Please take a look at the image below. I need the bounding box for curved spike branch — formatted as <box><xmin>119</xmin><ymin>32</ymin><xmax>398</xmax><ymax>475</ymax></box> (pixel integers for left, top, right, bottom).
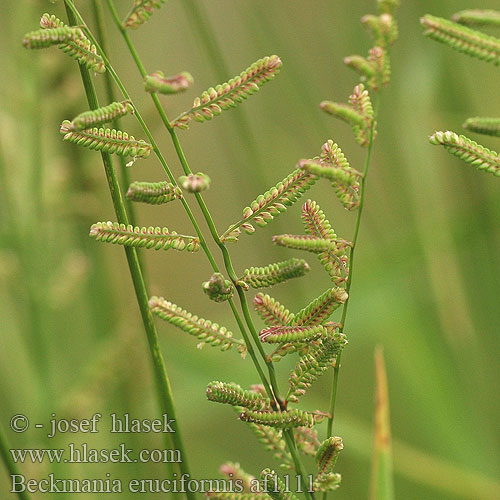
<box><xmin>240</xmin><ymin>258</ymin><xmax>310</xmax><ymax>289</ymax></box>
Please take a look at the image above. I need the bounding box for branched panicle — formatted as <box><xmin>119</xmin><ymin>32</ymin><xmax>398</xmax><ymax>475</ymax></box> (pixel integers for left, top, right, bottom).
<box><xmin>144</xmin><ymin>71</ymin><xmax>194</xmax><ymax>94</ymax></box>
<box><xmin>259</xmin><ymin>324</ymin><xmax>331</xmax><ymax>344</ymax></box>
<box><xmin>178</xmin><ymin>172</ymin><xmax>211</xmax><ymax>193</ymax></box>
<box><xmin>149</xmin><ymin>297</ymin><xmax>247</xmax><ymax>355</ymax></box>
<box><xmin>23</xmin><ymin>27</ymin><xmax>83</xmax><ymax>49</ymax></box>
<box><xmin>126</xmin><ymin>181</ymin><xmax>182</xmax><ymax>205</ymax></box>
<box><xmin>123</xmin><ymin>0</ymin><xmax>167</xmax><ymax>29</ymax></box>
<box><xmin>39</xmin><ymin>13</ymin><xmax>105</xmax><ymax>73</ymax></box>
<box><xmin>253</xmin><ymin>294</ymin><xmax>294</xmax><ymax>327</ymax></box>
<box><xmin>89</xmin><ymin>222</ymin><xmax>200</xmax><ymax>252</ymax></box>
<box><xmin>429</xmin><ymin>131</ymin><xmax>500</xmax><ymax>177</ymax></box>
<box><xmin>206</xmin><ymin>382</ymin><xmax>271</xmax><ymax>410</ymax></box>
<box><xmin>203</xmin><ymin>273</ymin><xmax>234</xmax><ymax>303</ymax></box>
<box><xmin>287</xmin><ymin>335</ymin><xmax>347</xmax><ymax>403</ymax></box>
<box><xmin>239</xmin><ymin>408</ymin><xmax>324</xmax><ymax>429</ymax></box>
<box><xmin>60</xmin><ymin>120</ymin><xmax>151</xmax><ymax>158</ymax></box>
<box><xmin>421</xmin><ymin>15</ymin><xmax>500</xmax><ymax>65</ymax></box>
<box><xmin>246</xmin><ymin>423</ymin><xmax>292</xmax><ymax>470</ymax></box>
<box><xmin>291</xmin><ymin>288</ymin><xmax>348</xmax><ymax>327</ymax></box>
<box><xmin>452</xmin><ymin>10</ymin><xmax>500</xmax><ymax>28</ymax></box>
<box><xmin>463</xmin><ymin>117</ymin><xmax>500</xmax><ymax>137</ymax></box>
<box><xmin>221</xmin><ymin>169</ymin><xmax>317</xmax><ymax>242</ymax></box>
<box><xmin>172</xmin><ymin>55</ymin><xmax>282</xmax><ymax>129</ymax></box>
<box><xmin>261</xmin><ymin>469</ymin><xmax>299</xmax><ymax>500</ymax></box>
<box><xmin>240</xmin><ymin>259</ymin><xmax>310</xmax><ymax>289</ymax></box>
<box><xmin>70</xmin><ymin>101</ymin><xmax>134</xmax><ymax>131</ymax></box>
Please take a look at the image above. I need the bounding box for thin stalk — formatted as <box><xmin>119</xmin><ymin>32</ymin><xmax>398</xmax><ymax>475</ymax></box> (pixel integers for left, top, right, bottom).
<box><xmin>323</xmin><ymin>95</ymin><xmax>380</xmax><ymax>500</ymax></box>
<box><xmin>63</xmin><ymin>5</ymin><xmax>193</xmax><ymax>498</ymax></box>
<box><xmin>0</xmin><ymin>422</ymin><xmax>32</xmax><ymax>500</ymax></box>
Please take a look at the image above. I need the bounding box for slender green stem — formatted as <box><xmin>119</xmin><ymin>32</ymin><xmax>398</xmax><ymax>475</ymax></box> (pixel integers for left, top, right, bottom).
<box><xmin>0</xmin><ymin>422</ymin><xmax>31</xmax><ymax>500</ymax></box>
<box><xmin>63</xmin><ymin>4</ymin><xmax>194</xmax><ymax>498</ymax></box>
<box><xmin>323</xmin><ymin>95</ymin><xmax>381</xmax><ymax>500</ymax></box>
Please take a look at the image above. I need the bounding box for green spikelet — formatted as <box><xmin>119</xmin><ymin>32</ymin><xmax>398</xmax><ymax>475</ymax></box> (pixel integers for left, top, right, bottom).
<box><xmin>172</xmin><ymin>55</ymin><xmax>282</xmax><ymax>129</ymax></box>
<box><xmin>261</xmin><ymin>469</ymin><xmax>299</xmax><ymax>500</ymax></box>
<box><xmin>452</xmin><ymin>10</ymin><xmax>500</xmax><ymax>28</ymax></box>
<box><xmin>367</xmin><ymin>46</ymin><xmax>391</xmax><ymax>91</ymax></box>
<box><xmin>259</xmin><ymin>324</ymin><xmax>331</xmax><ymax>344</ymax></box>
<box><xmin>178</xmin><ymin>172</ymin><xmax>211</xmax><ymax>192</ymax></box>
<box><xmin>206</xmin><ymin>382</ymin><xmax>271</xmax><ymax>410</ymax></box>
<box><xmin>89</xmin><ymin>222</ymin><xmax>200</xmax><ymax>252</ymax></box>
<box><xmin>39</xmin><ymin>13</ymin><xmax>105</xmax><ymax>73</ymax></box>
<box><xmin>301</xmin><ymin>199</ymin><xmax>336</xmax><ymax>240</ymax></box>
<box><xmin>126</xmin><ymin>181</ymin><xmax>182</xmax><ymax>205</ymax></box>
<box><xmin>240</xmin><ymin>259</ymin><xmax>310</xmax><ymax>289</ymax></box>
<box><xmin>344</xmin><ymin>54</ymin><xmax>377</xmax><ymax>81</ymax></box>
<box><xmin>287</xmin><ymin>335</ymin><xmax>347</xmax><ymax>403</ymax></box>
<box><xmin>70</xmin><ymin>101</ymin><xmax>134</xmax><ymax>131</ymax></box>
<box><xmin>23</xmin><ymin>26</ymin><xmax>83</xmax><ymax>49</ymax></box>
<box><xmin>247</xmin><ymin>422</ymin><xmax>292</xmax><ymax>470</ymax></box>
<box><xmin>221</xmin><ymin>169</ymin><xmax>317</xmax><ymax>242</ymax></box>
<box><xmin>149</xmin><ymin>297</ymin><xmax>247</xmax><ymax>355</ymax></box>
<box><xmin>313</xmin><ymin>437</ymin><xmax>343</xmax><ymax>491</ymax></box>
<box><xmin>206</xmin><ymin>493</ymin><xmax>270</xmax><ymax>500</ymax></box>
<box><xmin>291</xmin><ymin>288</ymin><xmax>348</xmax><ymax>327</ymax></box>
<box><xmin>320</xmin><ymin>101</ymin><xmax>365</xmax><ymax>128</ymax></box>
<box><xmin>429</xmin><ymin>131</ymin><xmax>500</xmax><ymax>177</ymax></box>
<box><xmin>239</xmin><ymin>408</ymin><xmax>324</xmax><ymax>429</ymax></box>
<box><xmin>361</xmin><ymin>13</ymin><xmax>398</xmax><ymax>47</ymax></box>
<box><xmin>421</xmin><ymin>15</ymin><xmax>500</xmax><ymax>65</ymax></box>
<box><xmin>202</xmin><ymin>273</ymin><xmax>234</xmax><ymax>303</ymax></box>
<box><xmin>253</xmin><ymin>293</ymin><xmax>295</xmax><ymax>327</ymax></box>
<box><xmin>267</xmin><ymin>343</ymin><xmax>313</xmax><ymax>364</ymax></box>
<box><xmin>123</xmin><ymin>0</ymin><xmax>167</xmax><ymax>29</ymax></box>
<box><xmin>272</xmin><ymin>234</ymin><xmax>338</xmax><ymax>254</ymax></box>
<box><xmin>144</xmin><ymin>71</ymin><xmax>194</xmax><ymax>94</ymax></box>
<box><xmin>463</xmin><ymin>117</ymin><xmax>500</xmax><ymax>137</ymax></box>
<box><xmin>60</xmin><ymin>121</ymin><xmax>151</xmax><ymax>158</ymax></box>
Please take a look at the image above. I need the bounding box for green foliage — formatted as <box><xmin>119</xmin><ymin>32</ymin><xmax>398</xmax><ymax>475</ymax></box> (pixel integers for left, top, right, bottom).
<box><xmin>70</xmin><ymin>101</ymin><xmax>134</xmax><ymax>131</ymax></box>
<box><xmin>60</xmin><ymin>120</ymin><xmax>152</xmax><ymax>158</ymax></box>
<box><xmin>429</xmin><ymin>131</ymin><xmax>500</xmax><ymax>177</ymax></box>
<box><xmin>222</xmin><ymin>169</ymin><xmax>317</xmax><ymax>242</ymax></box>
<box><xmin>126</xmin><ymin>180</ymin><xmax>182</xmax><ymax>205</ymax></box>
<box><xmin>240</xmin><ymin>259</ymin><xmax>310</xmax><ymax>289</ymax></box>
<box><xmin>202</xmin><ymin>273</ymin><xmax>234</xmax><ymax>303</ymax></box>
<box><xmin>239</xmin><ymin>408</ymin><xmax>324</xmax><ymax>429</ymax></box>
<box><xmin>452</xmin><ymin>9</ymin><xmax>500</xmax><ymax>27</ymax></box>
<box><xmin>206</xmin><ymin>382</ymin><xmax>271</xmax><ymax>410</ymax></box>
<box><xmin>172</xmin><ymin>56</ymin><xmax>283</xmax><ymax>129</ymax></box>
<box><xmin>421</xmin><ymin>15</ymin><xmax>500</xmax><ymax>65</ymax></box>
<box><xmin>123</xmin><ymin>0</ymin><xmax>167</xmax><ymax>29</ymax></box>
<box><xmin>259</xmin><ymin>324</ymin><xmax>331</xmax><ymax>344</ymax></box>
<box><xmin>291</xmin><ymin>288</ymin><xmax>348</xmax><ymax>326</ymax></box>
<box><xmin>261</xmin><ymin>469</ymin><xmax>299</xmax><ymax>500</ymax></box>
<box><xmin>149</xmin><ymin>297</ymin><xmax>247</xmax><ymax>355</ymax></box>
<box><xmin>89</xmin><ymin>222</ymin><xmax>200</xmax><ymax>251</ymax></box>
<box><xmin>463</xmin><ymin>117</ymin><xmax>500</xmax><ymax>137</ymax></box>
<box><xmin>144</xmin><ymin>71</ymin><xmax>194</xmax><ymax>94</ymax></box>
<box><xmin>287</xmin><ymin>335</ymin><xmax>347</xmax><ymax>402</ymax></box>
<box><xmin>253</xmin><ymin>294</ymin><xmax>295</xmax><ymax>327</ymax></box>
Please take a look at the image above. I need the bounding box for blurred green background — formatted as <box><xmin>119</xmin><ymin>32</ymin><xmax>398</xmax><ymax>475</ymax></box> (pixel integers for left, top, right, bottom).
<box><xmin>1</xmin><ymin>0</ymin><xmax>499</xmax><ymax>499</ymax></box>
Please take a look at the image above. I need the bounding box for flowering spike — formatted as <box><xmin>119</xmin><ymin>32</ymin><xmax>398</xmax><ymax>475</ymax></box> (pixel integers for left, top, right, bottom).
<box><xmin>126</xmin><ymin>181</ymin><xmax>182</xmax><ymax>205</ymax></box>
<box><xmin>253</xmin><ymin>293</ymin><xmax>295</xmax><ymax>327</ymax></box>
<box><xmin>320</xmin><ymin>101</ymin><xmax>365</xmax><ymax>128</ymax></box>
<box><xmin>246</xmin><ymin>423</ymin><xmax>292</xmax><ymax>470</ymax></box>
<box><xmin>178</xmin><ymin>172</ymin><xmax>211</xmax><ymax>192</ymax></box>
<box><xmin>171</xmin><ymin>55</ymin><xmax>282</xmax><ymax>129</ymax></box>
<box><xmin>89</xmin><ymin>222</ymin><xmax>200</xmax><ymax>252</ymax></box>
<box><xmin>272</xmin><ymin>234</ymin><xmax>339</xmax><ymax>254</ymax></box>
<box><xmin>259</xmin><ymin>324</ymin><xmax>331</xmax><ymax>344</ymax></box>
<box><xmin>344</xmin><ymin>54</ymin><xmax>377</xmax><ymax>80</ymax></box>
<box><xmin>70</xmin><ymin>101</ymin><xmax>134</xmax><ymax>131</ymax></box>
<box><xmin>463</xmin><ymin>117</ymin><xmax>500</xmax><ymax>137</ymax></box>
<box><xmin>123</xmin><ymin>0</ymin><xmax>166</xmax><ymax>29</ymax></box>
<box><xmin>291</xmin><ymin>288</ymin><xmax>348</xmax><ymax>327</ymax></box>
<box><xmin>313</xmin><ymin>437</ymin><xmax>343</xmax><ymax>491</ymax></box>
<box><xmin>287</xmin><ymin>335</ymin><xmax>347</xmax><ymax>403</ymax></box>
<box><xmin>60</xmin><ymin>121</ymin><xmax>151</xmax><ymax>158</ymax></box>
<box><xmin>313</xmin><ymin>473</ymin><xmax>342</xmax><ymax>492</ymax></box>
<box><xmin>202</xmin><ymin>273</ymin><xmax>234</xmax><ymax>303</ymax></box>
<box><xmin>452</xmin><ymin>10</ymin><xmax>500</xmax><ymax>28</ymax></box>
<box><xmin>144</xmin><ymin>71</ymin><xmax>194</xmax><ymax>94</ymax></box>
<box><xmin>206</xmin><ymin>382</ymin><xmax>271</xmax><ymax>410</ymax></box>
<box><xmin>294</xmin><ymin>427</ymin><xmax>321</xmax><ymax>457</ymax></box>
<box><xmin>149</xmin><ymin>296</ymin><xmax>247</xmax><ymax>355</ymax></box>
<box><xmin>429</xmin><ymin>131</ymin><xmax>500</xmax><ymax>177</ymax></box>
<box><xmin>38</xmin><ymin>14</ymin><xmax>105</xmax><ymax>73</ymax></box>
<box><xmin>240</xmin><ymin>258</ymin><xmax>310</xmax><ymax>289</ymax></box>
<box><xmin>221</xmin><ymin>169</ymin><xmax>317</xmax><ymax>242</ymax></box>
<box><xmin>367</xmin><ymin>46</ymin><xmax>391</xmax><ymax>91</ymax></box>
<box><xmin>261</xmin><ymin>469</ymin><xmax>300</xmax><ymax>500</ymax></box>
<box><xmin>239</xmin><ymin>408</ymin><xmax>324</xmax><ymax>429</ymax></box>
<box><xmin>421</xmin><ymin>15</ymin><xmax>500</xmax><ymax>65</ymax></box>
<box><xmin>23</xmin><ymin>27</ymin><xmax>84</xmax><ymax>49</ymax></box>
